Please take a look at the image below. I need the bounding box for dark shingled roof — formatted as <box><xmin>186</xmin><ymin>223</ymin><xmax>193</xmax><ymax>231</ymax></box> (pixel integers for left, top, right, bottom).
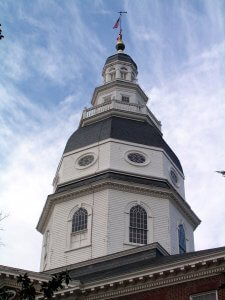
<box><xmin>68</xmin><ymin>246</ymin><xmax>225</xmax><ymax>283</ymax></box>
<box><xmin>64</xmin><ymin>117</ymin><xmax>183</xmax><ymax>173</ymax></box>
<box><xmin>44</xmin><ymin>244</ymin><xmax>225</xmax><ymax>284</ymax></box>
<box><xmin>105</xmin><ymin>53</ymin><xmax>137</xmax><ymax>70</ymax></box>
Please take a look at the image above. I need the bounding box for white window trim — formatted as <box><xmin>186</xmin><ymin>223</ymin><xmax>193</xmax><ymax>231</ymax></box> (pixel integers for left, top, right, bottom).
<box><xmin>190</xmin><ymin>290</ymin><xmax>218</xmax><ymax>300</ymax></box>
<box><xmin>124</xmin><ymin>150</ymin><xmax>150</xmax><ymax>167</ymax></box>
<box><xmin>124</xmin><ymin>201</ymin><xmax>153</xmax><ymax>246</ymax></box>
<box><xmin>75</xmin><ymin>152</ymin><xmax>98</xmax><ymax>170</ymax></box>
<box><xmin>168</xmin><ymin>166</ymin><xmax>180</xmax><ymax>188</ymax></box>
<box><xmin>66</xmin><ymin>203</ymin><xmax>92</xmax><ymax>251</ymax></box>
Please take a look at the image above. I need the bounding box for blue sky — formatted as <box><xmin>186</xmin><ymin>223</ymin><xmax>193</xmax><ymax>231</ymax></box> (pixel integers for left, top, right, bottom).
<box><xmin>0</xmin><ymin>0</ymin><xmax>225</xmax><ymax>271</ymax></box>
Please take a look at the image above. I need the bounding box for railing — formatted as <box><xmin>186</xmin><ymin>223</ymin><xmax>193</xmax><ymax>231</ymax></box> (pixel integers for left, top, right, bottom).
<box><xmin>83</xmin><ymin>100</ymin><xmax>145</xmax><ymax>119</ymax></box>
<box><xmin>82</xmin><ymin>99</ymin><xmax>161</xmax><ymax>131</ymax></box>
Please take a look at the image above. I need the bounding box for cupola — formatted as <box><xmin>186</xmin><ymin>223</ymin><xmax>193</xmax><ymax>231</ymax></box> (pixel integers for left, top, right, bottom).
<box><xmin>37</xmin><ymin>27</ymin><xmax>200</xmax><ymax>272</ymax></box>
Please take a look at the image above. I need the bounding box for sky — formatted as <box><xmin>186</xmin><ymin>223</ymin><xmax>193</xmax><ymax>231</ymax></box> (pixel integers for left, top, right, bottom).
<box><xmin>0</xmin><ymin>0</ymin><xmax>225</xmax><ymax>271</ymax></box>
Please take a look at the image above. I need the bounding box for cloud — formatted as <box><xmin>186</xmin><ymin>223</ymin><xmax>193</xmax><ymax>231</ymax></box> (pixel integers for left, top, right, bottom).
<box><xmin>149</xmin><ymin>41</ymin><xmax>225</xmax><ymax>251</ymax></box>
<box><xmin>0</xmin><ymin>85</ymin><xmax>81</xmax><ymax>269</ymax></box>
<box><xmin>1</xmin><ymin>41</ymin><xmax>29</xmax><ymax>81</ymax></box>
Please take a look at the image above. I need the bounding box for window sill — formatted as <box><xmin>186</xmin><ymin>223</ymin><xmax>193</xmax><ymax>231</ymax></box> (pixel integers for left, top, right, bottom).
<box><xmin>124</xmin><ymin>242</ymin><xmax>147</xmax><ymax>247</ymax></box>
<box><xmin>65</xmin><ymin>243</ymin><xmax>91</xmax><ymax>253</ymax></box>
<box><xmin>71</xmin><ymin>229</ymin><xmax>88</xmax><ymax>236</ymax></box>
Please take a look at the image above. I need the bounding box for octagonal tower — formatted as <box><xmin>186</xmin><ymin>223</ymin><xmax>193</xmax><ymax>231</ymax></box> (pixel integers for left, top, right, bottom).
<box><xmin>37</xmin><ymin>38</ymin><xmax>200</xmax><ymax>271</ymax></box>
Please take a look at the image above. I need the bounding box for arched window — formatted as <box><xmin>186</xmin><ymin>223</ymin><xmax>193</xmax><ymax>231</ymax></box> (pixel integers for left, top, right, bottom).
<box><xmin>108</xmin><ymin>67</ymin><xmax>116</xmax><ymax>81</ymax></box>
<box><xmin>72</xmin><ymin>208</ymin><xmax>88</xmax><ymax>233</ymax></box>
<box><xmin>129</xmin><ymin>205</ymin><xmax>147</xmax><ymax>244</ymax></box>
<box><xmin>120</xmin><ymin>67</ymin><xmax>127</xmax><ymax>80</ymax></box>
<box><xmin>178</xmin><ymin>224</ymin><xmax>186</xmax><ymax>253</ymax></box>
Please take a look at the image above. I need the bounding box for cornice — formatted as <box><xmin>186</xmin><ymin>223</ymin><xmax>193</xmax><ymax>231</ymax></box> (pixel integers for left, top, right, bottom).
<box><xmin>91</xmin><ymin>80</ymin><xmax>148</xmax><ymax>105</ymax></box>
<box><xmin>2</xmin><ymin>250</ymin><xmax>224</xmax><ymax>299</ymax></box>
<box><xmin>102</xmin><ymin>57</ymin><xmax>137</xmax><ymax>75</ymax></box>
<box><xmin>36</xmin><ymin>172</ymin><xmax>200</xmax><ymax>233</ymax></box>
<box><xmin>37</xmin><ymin>254</ymin><xmax>225</xmax><ymax>299</ymax></box>
<box><xmin>82</xmin><ymin>264</ymin><xmax>225</xmax><ymax>300</ymax></box>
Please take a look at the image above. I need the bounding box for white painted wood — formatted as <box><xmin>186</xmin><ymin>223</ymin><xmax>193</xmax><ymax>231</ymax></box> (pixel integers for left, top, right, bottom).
<box><xmin>39</xmin><ymin>51</ymin><xmax>198</xmax><ymax>272</ymax></box>
<box><xmin>40</xmin><ymin>184</ymin><xmax>195</xmax><ymax>270</ymax></box>
<box><xmin>40</xmin><ymin>190</ymin><xmax>109</xmax><ymax>270</ymax></box>
<box><xmin>57</xmin><ymin>139</ymin><xmax>185</xmax><ymax>199</ymax></box>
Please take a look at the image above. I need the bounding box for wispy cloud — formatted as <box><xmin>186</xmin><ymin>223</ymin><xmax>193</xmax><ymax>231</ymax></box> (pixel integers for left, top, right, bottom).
<box><xmin>125</xmin><ymin>0</ymin><xmax>225</xmax><ymax>250</ymax></box>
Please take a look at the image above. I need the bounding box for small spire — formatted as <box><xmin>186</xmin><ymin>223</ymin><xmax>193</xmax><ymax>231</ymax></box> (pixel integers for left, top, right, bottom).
<box><xmin>116</xmin><ymin>33</ymin><xmax>125</xmax><ymax>52</ymax></box>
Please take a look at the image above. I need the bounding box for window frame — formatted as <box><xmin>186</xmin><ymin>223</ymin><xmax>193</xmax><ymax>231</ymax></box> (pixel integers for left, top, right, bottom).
<box><xmin>120</xmin><ymin>71</ymin><xmax>127</xmax><ymax>80</ymax></box>
<box><xmin>129</xmin><ymin>205</ymin><xmax>148</xmax><ymax>245</ymax></box>
<box><xmin>72</xmin><ymin>207</ymin><xmax>88</xmax><ymax>234</ymax></box>
<box><xmin>178</xmin><ymin>223</ymin><xmax>187</xmax><ymax>254</ymax></box>
<box><xmin>75</xmin><ymin>152</ymin><xmax>97</xmax><ymax>170</ymax></box>
<box><xmin>124</xmin><ymin>201</ymin><xmax>153</xmax><ymax>246</ymax></box>
<box><xmin>190</xmin><ymin>290</ymin><xmax>218</xmax><ymax>300</ymax></box>
<box><xmin>121</xmin><ymin>95</ymin><xmax>130</xmax><ymax>103</ymax></box>
<box><xmin>124</xmin><ymin>150</ymin><xmax>150</xmax><ymax>167</ymax></box>
<box><xmin>66</xmin><ymin>203</ymin><xmax>92</xmax><ymax>251</ymax></box>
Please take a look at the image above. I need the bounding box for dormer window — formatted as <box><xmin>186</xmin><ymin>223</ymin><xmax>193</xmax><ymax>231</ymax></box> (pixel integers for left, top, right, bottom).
<box><xmin>122</xmin><ymin>96</ymin><xmax>129</xmax><ymax>103</ymax></box>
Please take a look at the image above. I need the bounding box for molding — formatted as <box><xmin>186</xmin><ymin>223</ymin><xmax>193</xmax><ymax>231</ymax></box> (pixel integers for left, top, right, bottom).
<box><xmin>91</xmin><ymin>80</ymin><xmax>148</xmax><ymax>106</ymax></box>
<box><xmin>36</xmin><ymin>171</ymin><xmax>200</xmax><ymax>233</ymax></box>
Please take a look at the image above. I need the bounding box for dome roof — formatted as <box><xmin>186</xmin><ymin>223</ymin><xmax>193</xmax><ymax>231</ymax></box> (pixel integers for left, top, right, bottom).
<box><xmin>104</xmin><ymin>53</ymin><xmax>137</xmax><ymax>71</ymax></box>
<box><xmin>64</xmin><ymin>117</ymin><xmax>183</xmax><ymax>173</ymax></box>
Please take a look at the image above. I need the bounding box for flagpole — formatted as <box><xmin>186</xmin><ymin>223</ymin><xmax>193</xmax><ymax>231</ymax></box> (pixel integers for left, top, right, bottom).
<box><xmin>120</xmin><ymin>12</ymin><xmax>122</xmax><ymax>35</ymax></box>
<box><xmin>118</xmin><ymin>11</ymin><xmax>127</xmax><ymax>36</ymax></box>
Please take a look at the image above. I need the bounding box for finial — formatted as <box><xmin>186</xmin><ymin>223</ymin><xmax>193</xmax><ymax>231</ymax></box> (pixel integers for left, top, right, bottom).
<box><xmin>113</xmin><ymin>11</ymin><xmax>127</xmax><ymax>53</ymax></box>
<box><xmin>116</xmin><ymin>33</ymin><xmax>125</xmax><ymax>52</ymax></box>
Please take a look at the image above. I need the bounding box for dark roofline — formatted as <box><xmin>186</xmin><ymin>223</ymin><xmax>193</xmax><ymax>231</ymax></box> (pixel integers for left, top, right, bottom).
<box><xmin>42</xmin><ymin>244</ymin><xmax>225</xmax><ymax>284</ymax></box>
<box><xmin>63</xmin><ymin>117</ymin><xmax>183</xmax><ymax>173</ymax></box>
<box><xmin>56</xmin><ymin>171</ymin><xmax>170</xmax><ymax>194</ymax></box>
<box><xmin>42</xmin><ymin>242</ymin><xmax>168</xmax><ymax>275</ymax></box>
<box><xmin>104</xmin><ymin>53</ymin><xmax>137</xmax><ymax>70</ymax></box>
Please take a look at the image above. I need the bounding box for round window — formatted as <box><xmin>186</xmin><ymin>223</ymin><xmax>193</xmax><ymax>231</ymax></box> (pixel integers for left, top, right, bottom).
<box><xmin>78</xmin><ymin>155</ymin><xmax>94</xmax><ymax>167</ymax></box>
<box><xmin>127</xmin><ymin>152</ymin><xmax>146</xmax><ymax>164</ymax></box>
<box><xmin>170</xmin><ymin>169</ymin><xmax>179</xmax><ymax>185</ymax></box>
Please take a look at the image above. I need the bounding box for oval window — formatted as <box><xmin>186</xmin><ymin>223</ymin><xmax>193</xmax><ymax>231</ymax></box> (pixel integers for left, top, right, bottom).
<box><xmin>78</xmin><ymin>155</ymin><xmax>94</xmax><ymax>167</ymax></box>
<box><xmin>170</xmin><ymin>169</ymin><xmax>179</xmax><ymax>185</ymax></box>
<box><xmin>127</xmin><ymin>153</ymin><xmax>146</xmax><ymax>164</ymax></box>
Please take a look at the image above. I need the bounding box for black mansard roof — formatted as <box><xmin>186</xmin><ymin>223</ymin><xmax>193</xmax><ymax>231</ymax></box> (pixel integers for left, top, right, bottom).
<box><xmin>104</xmin><ymin>53</ymin><xmax>137</xmax><ymax>70</ymax></box>
<box><xmin>64</xmin><ymin>117</ymin><xmax>183</xmax><ymax>173</ymax></box>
